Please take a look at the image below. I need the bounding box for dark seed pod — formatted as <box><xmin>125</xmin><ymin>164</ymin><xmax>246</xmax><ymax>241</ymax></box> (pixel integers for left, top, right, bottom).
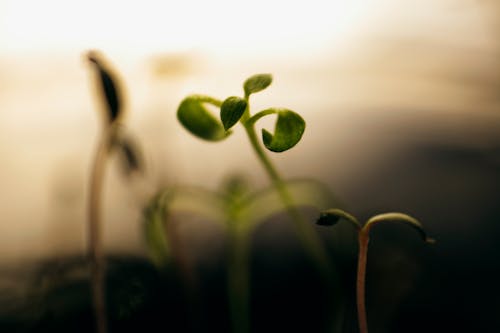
<box><xmin>316</xmin><ymin>208</ymin><xmax>361</xmax><ymax>229</ymax></box>
<box><xmin>109</xmin><ymin>129</ymin><xmax>144</xmax><ymax>177</ymax></box>
<box><xmin>87</xmin><ymin>50</ymin><xmax>123</xmax><ymax>124</ymax></box>
<box><xmin>119</xmin><ymin>138</ymin><xmax>143</xmax><ymax>176</ymax></box>
<box><xmin>316</xmin><ymin>212</ymin><xmax>340</xmax><ymax>226</ymax></box>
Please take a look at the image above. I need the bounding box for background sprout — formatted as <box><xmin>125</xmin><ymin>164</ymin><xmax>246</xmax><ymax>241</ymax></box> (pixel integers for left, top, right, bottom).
<box><xmin>87</xmin><ymin>50</ymin><xmax>143</xmax><ymax>333</ymax></box>
<box><xmin>87</xmin><ymin>50</ymin><xmax>123</xmax><ymax>124</ymax></box>
<box><xmin>317</xmin><ymin>209</ymin><xmax>434</xmax><ymax>333</ymax></box>
<box><xmin>142</xmin><ymin>176</ymin><xmax>336</xmax><ymax>333</ymax></box>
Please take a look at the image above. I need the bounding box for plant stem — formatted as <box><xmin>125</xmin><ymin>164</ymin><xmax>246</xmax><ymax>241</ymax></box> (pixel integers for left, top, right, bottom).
<box><xmin>356</xmin><ymin>230</ymin><xmax>369</xmax><ymax>333</ymax></box>
<box><xmin>89</xmin><ymin>129</ymin><xmax>110</xmax><ymax>333</ymax></box>
<box><xmin>227</xmin><ymin>228</ymin><xmax>251</xmax><ymax>333</ymax></box>
<box><xmin>243</xmin><ymin>123</ymin><xmax>331</xmax><ymax>275</ymax></box>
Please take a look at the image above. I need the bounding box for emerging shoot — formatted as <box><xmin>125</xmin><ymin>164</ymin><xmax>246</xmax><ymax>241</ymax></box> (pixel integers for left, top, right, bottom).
<box><xmin>317</xmin><ymin>209</ymin><xmax>434</xmax><ymax>333</ymax></box>
<box><xmin>86</xmin><ymin>50</ymin><xmax>143</xmax><ymax>333</ymax></box>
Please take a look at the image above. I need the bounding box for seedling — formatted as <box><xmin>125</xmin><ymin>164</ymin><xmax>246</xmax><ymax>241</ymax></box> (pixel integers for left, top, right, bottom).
<box><xmin>317</xmin><ymin>209</ymin><xmax>435</xmax><ymax>333</ymax></box>
<box><xmin>87</xmin><ymin>50</ymin><xmax>143</xmax><ymax>333</ymax></box>
<box><xmin>176</xmin><ymin>75</ymin><xmax>339</xmax><ymax>331</ymax></box>
<box><xmin>142</xmin><ymin>175</ymin><xmax>335</xmax><ymax>333</ymax></box>
<box><xmin>177</xmin><ymin>74</ymin><xmax>331</xmax><ymax>275</ymax></box>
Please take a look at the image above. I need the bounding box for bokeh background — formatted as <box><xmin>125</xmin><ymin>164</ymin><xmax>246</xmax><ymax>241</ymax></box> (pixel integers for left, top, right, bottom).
<box><xmin>0</xmin><ymin>0</ymin><xmax>499</xmax><ymax>332</ymax></box>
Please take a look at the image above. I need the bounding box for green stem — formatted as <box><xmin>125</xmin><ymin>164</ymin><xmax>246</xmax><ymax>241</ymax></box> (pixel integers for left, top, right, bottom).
<box><xmin>356</xmin><ymin>230</ymin><xmax>369</xmax><ymax>333</ymax></box>
<box><xmin>243</xmin><ymin>122</ymin><xmax>331</xmax><ymax>275</ymax></box>
<box><xmin>89</xmin><ymin>129</ymin><xmax>110</xmax><ymax>333</ymax></box>
<box><xmin>227</xmin><ymin>228</ymin><xmax>251</xmax><ymax>333</ymax></box>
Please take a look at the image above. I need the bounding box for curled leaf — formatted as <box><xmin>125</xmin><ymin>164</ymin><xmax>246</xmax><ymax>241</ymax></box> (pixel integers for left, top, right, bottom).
<box><xmin>317</xmin><ymin>208</ymin><xmax>361</xmax><ymax>229</ymax></box>
<box><xmin>239</xmin><ymin>178</ymin><xmax>337</xmax><ymax>231</ymax></box>
<box><xmin>243</xmin><ymin>73</ymin><xmax>272</xmax><ymax>97</ymax></box>
<box><xmin>260</xmin><ymin>108</ymin><xmax>305</xmax><ymax>152</ymax></box>
<box><xmin>177</xmin><ymin>95</ymin><xmax>227</xmax><ymax>141</ymax></box>
<box><xmin>220</xmin><ymin>96</ymin><xmax>247</xmax><ymax>131</ymax></box>
<box><xmin>87</xmin><ymin>50</ymin><xmax>123</xmax><ymax>124</ymax></box>
<box><xmin>364</xmin><ymin>212</ymin><xmax>435</xmax><ymax>244</ymax></box>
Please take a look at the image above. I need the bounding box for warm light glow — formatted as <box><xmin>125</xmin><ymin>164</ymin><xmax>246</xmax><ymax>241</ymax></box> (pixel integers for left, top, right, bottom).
<box><xmin>1</xmin><ymin>0</ymin><xmax>371</xmax><ymax>56</ymax></box>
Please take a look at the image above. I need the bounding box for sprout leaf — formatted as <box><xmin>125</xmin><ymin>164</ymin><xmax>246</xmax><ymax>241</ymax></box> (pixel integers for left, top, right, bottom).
<box><xmin>261</xmin><ymin>108</ymin><xmax>305</xmax><ymax>152</ymax></box>
<box><xmin>220</xmin><ymin>96</ymin><xmax>247</xmax><ymax>131</ymax></box>
<box><xmin>177</xmin><ymin>95</ymin><xmax>227</xmax><ymax>141</ymax></box>
<box><xmin>243</xmin><ymin>73</ymin><xmax>272</xmax><ymax>96</ymax></box>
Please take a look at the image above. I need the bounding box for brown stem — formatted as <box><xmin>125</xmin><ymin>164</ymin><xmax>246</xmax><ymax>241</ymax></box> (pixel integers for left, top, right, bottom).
<box><xmin>357</xmin><ymin>230</ymin><xmax>369</xmax><ymax>333</ymax></box>
<box><xmin>89</xmin><ymin>130</ymin><xmax>110</xmax><ymax>333</ymax></box>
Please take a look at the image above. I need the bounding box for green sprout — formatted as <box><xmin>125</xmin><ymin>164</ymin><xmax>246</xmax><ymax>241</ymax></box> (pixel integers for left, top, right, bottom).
<box><xmin>176</xmin><ymin>74</ymin><xmax>338</xmax><ymax>332</ymax></box>
<box><xmin>86</xmin><ymin>50</ymin><xmax>143</xmax><ymax>333</ymax></box>
<box><xmin>317</xmin><ymin>209</ymin><xmax>435</xmax><ymax>333</ymax></box>
<box><xmin>177</xmin><ymin>74</ymin><xmax>330</xmax><ymax>276</ymax></box>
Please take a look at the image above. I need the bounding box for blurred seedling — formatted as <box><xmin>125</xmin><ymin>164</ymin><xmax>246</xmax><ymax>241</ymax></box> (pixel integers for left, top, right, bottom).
<box><xmin>317</xmin><ymin>209</ymin><xmax>435</xmax><ymax>333</ymax></box>
<box><xmin>86</xmin><ymin>50</ymin><xmax>144</xmax><ymax>333</ymax></box>
<box><xmin>143</xmin><ymin>174</ymin><xmax>335</xmax><ymax>333</ymax></box>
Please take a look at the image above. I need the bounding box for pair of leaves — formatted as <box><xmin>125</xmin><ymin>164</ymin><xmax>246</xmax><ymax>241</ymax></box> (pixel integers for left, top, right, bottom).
<box><xmin>177</xmin><ymin>74</ymin><xmax>305</xmax><ymax>153</ymax></box>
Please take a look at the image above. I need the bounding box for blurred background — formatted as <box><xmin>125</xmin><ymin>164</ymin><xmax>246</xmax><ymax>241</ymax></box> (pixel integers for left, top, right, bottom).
<box><xmin>0</xmin><ymin>0</ymin><xmax>499</xmax><ymax>332</ymax></box>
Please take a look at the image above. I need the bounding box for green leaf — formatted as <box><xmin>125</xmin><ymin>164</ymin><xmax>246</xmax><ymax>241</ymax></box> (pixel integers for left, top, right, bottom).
<box><xmin>177</xmin><ymin>95</ymin><xmax>227</xmax><ymax>141</ymax></box>
<box><xmin>220</xmin><ymin>96</ymin><xmax>247</xmax><ymax>131</ymax></box>
<box><xmin>243</xmin><ymin>74</ymin><xmax>272</xmax><ymax>96</ymax></box>
<box><xmin>261</xmin><ymin>108</ymin><xmax>305</xmax><ymax>152</ymax></box>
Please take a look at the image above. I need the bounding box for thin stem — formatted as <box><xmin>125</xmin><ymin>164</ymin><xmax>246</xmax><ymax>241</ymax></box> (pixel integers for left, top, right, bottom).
<box><xmin>355</xmin><ymin>213</ymin><xmax>433</xmax><ymax>333</ymax></box>
<box><xmin>356</xmin><ymin>230</ymin><xmax>369</xmax><ymax>333</ymax></box>
<box><xmin>89</xmin><ymin>129</ymin><xmax>110</xmax><ymax>333</ymax></box>
<box><xmin>227</xmin><ymin>228</ymin><xmax>251</xmax><ymax>333</ymax></box>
